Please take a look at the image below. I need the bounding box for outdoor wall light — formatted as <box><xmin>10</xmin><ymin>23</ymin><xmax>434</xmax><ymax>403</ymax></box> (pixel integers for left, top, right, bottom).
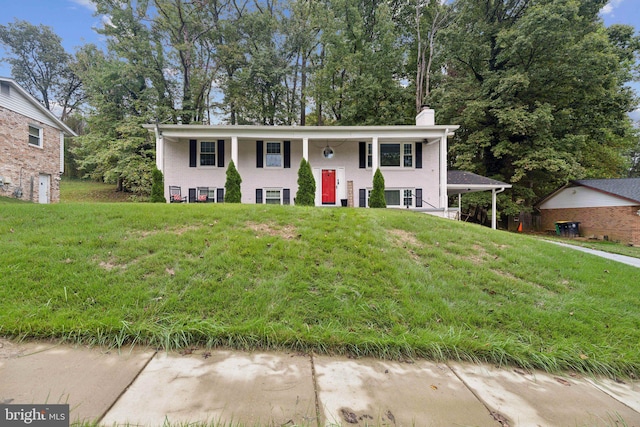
<box><xmin>323</xmin><ymin>145</ymin><xmax>334</xmax><ymax>159</ymax></box>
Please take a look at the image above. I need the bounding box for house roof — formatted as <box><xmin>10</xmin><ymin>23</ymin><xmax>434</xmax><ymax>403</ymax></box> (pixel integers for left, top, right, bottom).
<box><xmin>572</xmin><ymin>178</ymin><xmax>640</xmax><ymax>204</ymax></box>
<box><xmin>0</xmin><ymin>76</ymin><xmax>77</xmax><ymax>137</ymax></box>
<box><xmin>447</xmin><ymin>170</ymin><xmax>512</xmax><ymax>195</ymax></box>
<box><xmin>144</xmin><ymin>123</ymin><xmax>459</xmax><ymax>144</ymax></box>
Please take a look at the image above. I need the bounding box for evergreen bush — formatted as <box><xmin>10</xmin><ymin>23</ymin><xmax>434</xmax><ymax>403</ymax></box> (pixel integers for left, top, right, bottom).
<box><xmin>224</xmin><ymin>160</ymin><xmax>242</xmax><ymax>203</ymax></box>
<box><xmin>295</xmin><ymin>158</ymin><xmax>316</xmax><ymax>206</ymax></box>
<box><xmin>150</xmin><ymin>167</ymin><xmax>166</xmax><ymax>203</ymax></box>
<box><xmin>369</xmin><ymin>168</ymin><xmax>386</xmax><ymax>208</ymax></box>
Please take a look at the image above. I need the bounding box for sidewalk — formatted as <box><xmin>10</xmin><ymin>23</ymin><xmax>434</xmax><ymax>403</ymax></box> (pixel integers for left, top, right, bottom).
<box><xmin>1</xmin><ymin>338</ymin><xmax>639</xmax><ymax>426</ymax></box>
<box><xmin>547</xmin><ymin>240</ymin><xmax>640</xmax><ymax>268</ymax></box>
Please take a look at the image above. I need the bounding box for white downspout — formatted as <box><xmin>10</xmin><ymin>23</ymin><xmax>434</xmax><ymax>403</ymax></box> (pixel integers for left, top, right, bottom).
<box><xmin>491</xmin><ymin>187</ymin><xmax>506</xmax><ymax>230</ymax></box>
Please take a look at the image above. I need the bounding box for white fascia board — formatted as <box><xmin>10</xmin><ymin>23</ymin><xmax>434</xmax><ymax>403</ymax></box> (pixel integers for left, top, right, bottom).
<box><xmin>143</xmin><ymin>124</ymin><xmax>459</xmax><ymax>141</ymax></box>
<box><xmin>447</xmin><ymin>184</ymin><xmax>513</xmax><ymax>193</ymax></box>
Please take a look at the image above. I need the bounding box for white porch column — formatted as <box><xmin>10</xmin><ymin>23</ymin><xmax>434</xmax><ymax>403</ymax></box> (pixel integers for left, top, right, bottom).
<box><xmin>439</xmin><ymin>130</ymin><xmax>449</xmax><ymax>211</ymax></box>
<box><xmin>303</xmin><ymin>137</ymin><xmax>309</xmax><ymax>161</ymax></box>
<box><xmin>155</xmin><ymin>135</ymin><xmax>164</xmax><ymax>171</ymax></box>
<box><xmin>231</xmin><ymin>136</ymin><xmax>239</xmax><ymax>167</ymax></box>
<box><xmin>371</xmin><ymin>137</ymin><xmax>379</xmax><ymax>179</ymax></box>
<box><xmin>491</xmin><ymin>187</ymin><xmax>506</xmax><ymax>230</ymax></box>
<box><xmin>491</xmin><ymin>189</ymin><xmax>497</xmax><ymax>230</ymax></box>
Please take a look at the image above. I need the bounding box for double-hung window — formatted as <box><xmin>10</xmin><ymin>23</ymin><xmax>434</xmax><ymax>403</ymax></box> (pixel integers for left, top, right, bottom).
<box><xmin>380</xmin><ymin>143</ymin><xmax>413</xmax><ymax>168</ymax></box>
<box><xmin>266</xmin><ymin>142</ymin><xmax>282</xmax><ymax>167</ymax></box>
<box><xmin>265</xmin><ymin>189</ymin><xmax>282</xmax><ymax>204</ymax></box>
<box><xmin>384</xmin><ymin>189</ymin><xmax>414</xmax><ymax>207</ymax></box>
<box><xmin>367</xmin><ymin>188</ymin><xmax>415</xmax><ymax>208</ymax></box>
<box><xmin>28</xmin><ymin>125</ymin><xmax>42</xmax><ymax>147</ymax></box>
<box><xmin>199</xmin><ymin>141</ymin><xmax>216</xmax><ymax>166</ymax></box>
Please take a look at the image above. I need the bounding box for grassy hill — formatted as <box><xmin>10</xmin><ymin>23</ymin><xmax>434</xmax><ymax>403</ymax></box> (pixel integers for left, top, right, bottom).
<box><xmin>1</xmin><ymin>202</ymin><xmax>638</xmax><ymax>378</ymax></box>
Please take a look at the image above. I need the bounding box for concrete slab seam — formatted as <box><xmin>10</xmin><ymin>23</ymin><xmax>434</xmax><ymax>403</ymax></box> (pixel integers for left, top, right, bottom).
<box><xmin>96</xmin><ymin>349</ymin><xmax>158</xmax><ymax>425</ymax></box>
<box><xmin>589</xmin><ymin>381</ymin><xmax>640</xmax><ymax>417</ymax></box>
<box><xmin>309</xmin><ymin>353</ymin><xmax>322</xmax><ymax>427</ymax></box>
<box><xmin>445</xmin><ymin>362</ymin><xmax>510</xmax><ymax>426</ymax></box>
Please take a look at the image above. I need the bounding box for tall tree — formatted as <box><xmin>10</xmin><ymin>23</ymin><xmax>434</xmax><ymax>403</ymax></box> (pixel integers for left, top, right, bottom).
<box><xmin>310</xmin><ymin>0</ymin><xmax>412</xmax><ymax>125</ymax></box>
<box><xmin>72</xmin><ymin>45</ymin><xmax>157</xmax><ymax>194</ymax></box>
<box><xmin>0</xmin><ymin>19</ymin><xmax>84</xmax><ymax>120</ymax></box>
<box><xmin>435</xmin><ymin>0</ymin><xmax>639</xmax><ymax>212</ymax></box>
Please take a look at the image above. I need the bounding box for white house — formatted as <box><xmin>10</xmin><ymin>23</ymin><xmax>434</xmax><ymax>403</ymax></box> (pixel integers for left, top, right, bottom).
<box><xmin>146</xmin><ymin>108</ymin><xmax>460</xmax><ymax>213</ymax></box>
<box><xmin>0</xmin><ymin>77</ymin><xmax>76</xmax><ymax>203</ymax></box>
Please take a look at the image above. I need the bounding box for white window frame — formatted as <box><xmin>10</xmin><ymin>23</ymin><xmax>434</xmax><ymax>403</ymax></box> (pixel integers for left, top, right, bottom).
<box><xmin>198</xmin><ymin>141</ymin><xmax>216</xmax><ymax>167</ymax></box>
<box><xmin>379</xmin><ymin>143</ymin><xmax>414</xmax><ymax>169</ymax></box>
<box><xmin>197</xmin><ymin>187</ymin><xmax>216</xmax><ymax>202</ymax></box>
<box><xmin>265</xmin><ymin>141</ymin><xmax>283</xmax><ymax>168</ymax></box>
<box><xmin>366</xmin><ymin>188</ymin><xmax>415</xmax><ymax>208</ymax></box>
<box><xmin>264</xmin><ymin>188</ymin><xmax>283</xmax><ymax>205</ymax></box>
<box><xmin>28</xmin><ymin>124</ymin><xmax>43</xmax><ymax>148</ymax></box>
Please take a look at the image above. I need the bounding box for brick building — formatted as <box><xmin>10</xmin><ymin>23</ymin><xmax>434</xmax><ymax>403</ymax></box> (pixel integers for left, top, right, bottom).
<box><xmin>537</xmin><ymin>179</ymin><xmax>640</xmax><ymax>246</ymax></box>
<box><xmin>0</xmin><ymin>77</ymin><xmax>76</xmax><ymax>203</ymax></box>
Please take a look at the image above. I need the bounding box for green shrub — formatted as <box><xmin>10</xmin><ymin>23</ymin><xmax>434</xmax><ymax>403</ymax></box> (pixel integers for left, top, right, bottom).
<box><xmin>295</xmin><ymin>158</ymin><xmax>316</xmax><ymax>206</ymax></box>
<box><xmin>369</xmin><ymin>168</ymin><xmax>386</xmax><ymax>208</ymax></box>
<box><xmin>224</xmin><ymin>160</ymin><xmax>242</xmax><ymax>203</ymax></box>
<box><xmin>150</xmin><ymin>167</ymin><xmax>166</xmax><ymax>203</ymax></box>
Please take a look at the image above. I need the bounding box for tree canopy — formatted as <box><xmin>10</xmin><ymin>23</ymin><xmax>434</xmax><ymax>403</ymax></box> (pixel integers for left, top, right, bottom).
<box><xmin>3</xmin><ymin>0</ymin><xmax>639</xmax><ymax>206</ymax></box>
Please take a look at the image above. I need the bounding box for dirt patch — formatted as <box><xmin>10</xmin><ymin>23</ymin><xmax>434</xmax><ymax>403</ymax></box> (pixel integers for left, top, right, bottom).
<box><xmin>388</xmin><ymin>229</ymin><xmax>422</xmax><ymax>248</ymax></box>
<box><xmin>246</xmin><ymin>221</ymin><xmax>298</xmax><ymax>240</ymax></box>
<box><xmin>387</xmin><ymin>229</ymin><xmax>425</xmax><ymax>262</ymax></box>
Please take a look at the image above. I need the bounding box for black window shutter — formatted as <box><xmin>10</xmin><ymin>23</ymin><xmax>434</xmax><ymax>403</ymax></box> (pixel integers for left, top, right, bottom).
<box><xmin>415</xmin><ymin>188</ymin><xmax>423</xmax><ymax>207</ymax></box>
<box><xmin>359</xmin><ymin>142</ymin><xmax>366</xmax><ymax>169</ymax></box>
<box><xmin>284</xmin><ymin>141</ymin><xmax>291</xmax><ymax>168</ymax></box>
<box><xmin>415</xmin><ymin>142</ymin><xmax>422</xmax><ymax>169</ymax></box>
<box><xmin>256</xmin><ymin>141</ymin><xmax>264</xmax><ymax>168</ymax></box>
<box><xmin>359</xmin><ymin>189</ymin><xmax>367</xmax><ymax>207</ymax></box>
<box><xmin>283</xmin><ymin>188</ymin><xmax>290</xmax><ymax>205</ymax></box>
<box><xmin>217</xmin><ymin>188</ymin><xmax>224</xmax><ymax>203</ymax></box>
<box><xmin>256</xmin><ymin>188</ymin><xmax>263</xmax><ymax>204</ymax></box>
<box><xmin>218</xmin><ymin>140</ymin><xmax>225</xmax><ymax>168</ymax></box>
<box><xmin>189</xmin><ymin>140</ymin><xmax>197</xmax><ymax>167</ymax></box>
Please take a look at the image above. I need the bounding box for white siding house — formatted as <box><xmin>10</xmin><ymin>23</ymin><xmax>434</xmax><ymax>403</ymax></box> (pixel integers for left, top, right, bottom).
<box><xmin>146</xmin><ymin>108</ymin><xmax>460</xmax><ymax>213</ymax></box>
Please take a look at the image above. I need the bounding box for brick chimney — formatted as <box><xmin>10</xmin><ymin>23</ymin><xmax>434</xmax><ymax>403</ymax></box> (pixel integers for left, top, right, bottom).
<box><xmin>416</xmin><ymin>105</ymin><xmax>435</xmax><ymax>126</ymax></box>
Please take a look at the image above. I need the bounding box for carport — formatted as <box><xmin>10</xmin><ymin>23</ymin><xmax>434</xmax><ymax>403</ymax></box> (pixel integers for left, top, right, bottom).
<box><xmin>447</xmin><ymin>171</ymin><xmax>512</xmax><ymax>230</ymax></box>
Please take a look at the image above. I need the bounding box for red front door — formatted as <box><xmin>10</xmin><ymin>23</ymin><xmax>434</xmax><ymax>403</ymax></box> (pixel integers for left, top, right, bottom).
<box><xmin>322</xmin><ymin>169</ymin><xmax>336</xmax><ymax>204</ymax></box>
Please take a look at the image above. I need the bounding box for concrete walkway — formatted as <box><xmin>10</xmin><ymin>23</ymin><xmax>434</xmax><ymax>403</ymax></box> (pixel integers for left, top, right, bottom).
<box><xmin>546</xmin><ymin>240</ymin><xmax>640</xmax><ymax>268</ymax></box>
<box><xmin>1</xmin><ymin>339</ymin><xmax>639</xmax><ymax>426</ymax></box>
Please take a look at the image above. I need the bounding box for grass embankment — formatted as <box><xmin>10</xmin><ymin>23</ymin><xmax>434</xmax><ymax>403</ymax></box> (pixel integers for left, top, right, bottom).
<box><xmin>1</xmin><ymin>202</ymin><xmax>639</xmax><ymax>378</ymax></box>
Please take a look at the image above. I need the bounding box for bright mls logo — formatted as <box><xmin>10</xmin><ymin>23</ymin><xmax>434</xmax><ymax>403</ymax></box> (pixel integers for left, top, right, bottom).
<box><xmin>0</xmin><ymin>405</ymin><xmax>68</xmax><ymax>427</ymax></box>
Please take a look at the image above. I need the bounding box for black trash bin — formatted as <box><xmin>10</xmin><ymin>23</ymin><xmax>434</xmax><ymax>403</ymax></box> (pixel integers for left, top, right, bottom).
<box><xmin>555</xmin><ymin>221</ymin><xmax>580</xmax><ymax>237</ymax></box>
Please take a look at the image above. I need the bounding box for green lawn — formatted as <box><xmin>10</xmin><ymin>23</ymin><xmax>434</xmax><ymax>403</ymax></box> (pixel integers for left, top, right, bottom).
<box><xmin>1</xmin><ymin>202</ymin><xmax>639</xmax><ymax>378</ymax></box>
<box><xmin>60</xmin><ymin>178</ymin><xmax>134</xmax><ymax>203</ymax></box>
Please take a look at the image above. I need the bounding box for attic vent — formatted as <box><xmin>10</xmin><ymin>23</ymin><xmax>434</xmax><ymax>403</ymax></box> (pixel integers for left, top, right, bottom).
<box><xmin>0</xmin><ymin>82</ymin><xmax>10</xmax><ymax>96</ymax></box>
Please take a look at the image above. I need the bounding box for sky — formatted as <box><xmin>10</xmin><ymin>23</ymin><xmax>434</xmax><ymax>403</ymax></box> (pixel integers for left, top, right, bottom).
<box><xmin>0</xmin><ymin>0</ymin><xmax>639</xmax><ymax>120</ymax></box>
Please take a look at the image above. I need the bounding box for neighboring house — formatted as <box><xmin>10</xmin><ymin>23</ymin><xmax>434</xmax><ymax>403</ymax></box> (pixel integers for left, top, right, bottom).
<box><xmin>537</xmin><ymin>178</ymin><xmax>640</xmax><ymax>246</ymax></box>
<box><xmin>146</xmin><ymin>108</ymin><xmax>510</xmax><ymax>228</ymax></box>
<box><xmin>0</xmin><ymin>77</ymin><xmax>76</xmax><ymax>203</ymax></box>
